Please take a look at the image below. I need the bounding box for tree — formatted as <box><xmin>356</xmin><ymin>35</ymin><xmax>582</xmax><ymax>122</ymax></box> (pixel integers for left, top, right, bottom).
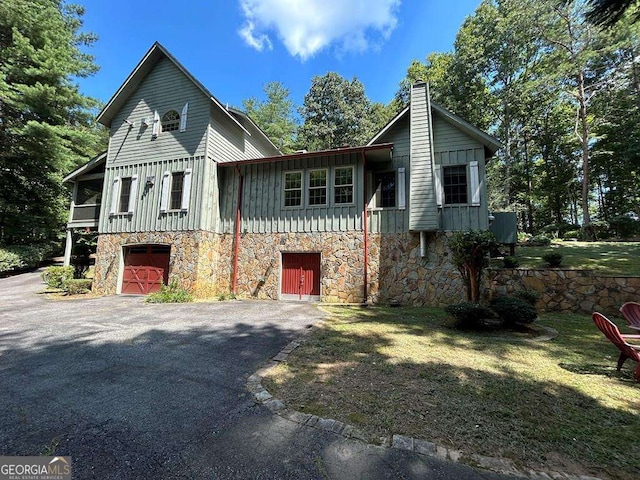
<box><xmin>298</xmin><ymin>72</ymin><xmax>374</xmax><ymax>150</ymax></box>
<box><xmin>584</xmin><ymin>0</ymin><xmax>639</xmax><ymax>25</ymax></box>
<box><xmin>242</xmin><ymin>81</ymin><xmax>298</xmax><ymax>154</ymax></box>
<box><xmin>0</xmin><ymin>0</ymin><xmax>104</xmax><ymax>245</ymax></box>
<box><xmin>448</xmin><ymin>230</ymin><xmax>497</xmax><ymax>303</ymax></box>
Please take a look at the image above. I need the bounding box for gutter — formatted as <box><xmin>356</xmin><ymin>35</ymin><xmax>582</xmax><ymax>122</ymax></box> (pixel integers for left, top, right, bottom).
<box><xmin>232</xmin><ymin>165</ymin><xmax>244</xmax><ymax>295</ymax></box>
<box><xmin>361</xmin><ymin>149</ymin><xmax>368</xmax><ymax>305</ymax></box>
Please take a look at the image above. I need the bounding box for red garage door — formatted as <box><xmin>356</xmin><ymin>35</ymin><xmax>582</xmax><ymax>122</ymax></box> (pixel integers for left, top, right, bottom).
<box><xmin>122</xmin><ymin>245</ymin><xmax>170</xmax><ymax>295</ymax></box>
<box><xmin>281</xmin><ymin>253</ymin><xmax>321</xmax><ymax>300</ymax></box>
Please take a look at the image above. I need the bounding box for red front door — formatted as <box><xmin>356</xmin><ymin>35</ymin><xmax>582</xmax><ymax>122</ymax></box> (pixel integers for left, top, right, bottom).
<box><xmin>281</xmin><ymin>253</ymin><xmax>321</xmax><ymax>299</ymax></box>
<box><xmin>122</xmin><ymin>245</ymin><xmax>170</xmax><ymax>294</ymax></box>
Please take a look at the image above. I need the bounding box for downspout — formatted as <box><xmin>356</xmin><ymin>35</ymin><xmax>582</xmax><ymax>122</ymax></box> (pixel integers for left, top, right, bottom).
<box><xmin>361</xmin><ymin>150</ymin><xmax>368</xmax><ymax>304</ymax></box>
<box><xmin>232</xmin><ymin>165</ymin><xmax>244</xmax><ymax>295</ymax></box>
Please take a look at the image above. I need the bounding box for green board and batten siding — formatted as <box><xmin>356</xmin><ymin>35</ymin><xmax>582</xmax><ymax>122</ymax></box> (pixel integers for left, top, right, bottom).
<box><xmin>99</xmin><ymin>55</ymin><xmax>278</xmax><ymax>235</ymax></box>
<box><xmin>432</xmin><ymin>113</ymin><xmax>489</xmax><ymax>231</ymax></box>
<box><xmin>368</xmin><ymin>114</ymin><xmax>410</xmax><ymax>234</ymax></box>
<box><xmin>218</xmin><ymin>154</ymin><xmax>364</xmax><ymax>234</ymax></box>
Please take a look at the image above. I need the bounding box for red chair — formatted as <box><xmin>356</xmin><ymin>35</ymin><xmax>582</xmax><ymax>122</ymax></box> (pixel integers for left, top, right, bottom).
<box><xmin>592</xmin><ymin>312</ymin><xmax>640</xmax><ymax>381</ymax></box>
<box><xmin>620</xmin><ymin>302</ymin><xmax>640</xmax><ymax>331</ymax></box>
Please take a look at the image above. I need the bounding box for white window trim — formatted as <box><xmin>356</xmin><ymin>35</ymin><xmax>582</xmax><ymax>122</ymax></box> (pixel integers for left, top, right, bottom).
<box><xmin>283</xmin><ymin>170</ymin><xmax>304</xmax><ymax>209</ymax></box>
<box><xmin>442</xmin><ymin>164</ymin><xmax>470</xmax><ymax>206</ymax></box>
<box><xmin>160</xmin><ymin>171</ymin><xmax>170</xmax><ymax>213</ymax></box>
<box><xmin>435</xmin><ymin>164</ymin><xmax>443</xmax><ymax>207</ymax></box>
<box><xmin>127</xmin><ymin>174</ymin><xmax>138</xmax><ymax>214</ymax></box>
<box><xmin>333</xmin><ymin>166</ymin><xmax>355</xmax><ymax>206</ymax></box>
<box><xmin>109</xmin><ymin>177</ymin><xmax>121</xmax><ymax>216</ymax></box>
<box><xmin>181</xmin><ymin>168</ymin><xmax>192</xmax><ymax>210</ymax></box>
<box><xmin>397</xmin><ymin>167</ymin><xmax>406</xmax><ymax>210</ymax></box>
<box><xmin>180</xmin><ymin>103</ymin><xmax>189</xmax><ymax>132</ymax></box>
<box><xmin>307</xmin><ymin>168</ymin><xmax>328</xmax><ymax>207</ymax></box>
<box><xmin>470</xmin><ymin>161</ymin><xmax>481</xmax><ymax>206</ymax></box>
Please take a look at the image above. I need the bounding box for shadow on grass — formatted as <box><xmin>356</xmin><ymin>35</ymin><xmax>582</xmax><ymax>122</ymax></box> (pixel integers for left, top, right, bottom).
<box><xmin>267</xmin><ymin>312</ymin><xmax>640</xmax><ymax>479</ymax></box>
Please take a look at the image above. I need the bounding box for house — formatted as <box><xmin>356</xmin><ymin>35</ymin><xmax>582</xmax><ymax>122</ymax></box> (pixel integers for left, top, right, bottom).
<box><xmin>63</xmin><ymin>42</ymin><xmax>500</xmax><ymax>305</ymax></box>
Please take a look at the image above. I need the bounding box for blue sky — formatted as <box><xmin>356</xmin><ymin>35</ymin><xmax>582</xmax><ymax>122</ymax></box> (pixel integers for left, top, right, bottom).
<box><xmin>76</xmin><ymin>0</ymin><xmax>481</xmax><ymax>112</ymax></box>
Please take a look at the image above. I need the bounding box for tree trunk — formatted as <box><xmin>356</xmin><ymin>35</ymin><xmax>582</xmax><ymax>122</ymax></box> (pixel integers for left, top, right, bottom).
<box><xmin>577</xmin><ymin>70</ymin><xmax>591</xmax><ymax>229</ymax></box>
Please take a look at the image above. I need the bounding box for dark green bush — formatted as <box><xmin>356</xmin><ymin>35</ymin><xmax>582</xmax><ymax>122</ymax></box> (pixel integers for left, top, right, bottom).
<box><xmin>42</xmin><ymin>266</ymin><xmax>74</xmax><ymax>289</ymax></box>
<box><xmin>445</xmin><ymin>302</ymin><xmax>496</xmax><ymax>328</ymax></box>
<box><xmin>502</xmin><ymin>256</ymin><xmax>519</xmax><ymax>268</ymax></box>
<box><xmin>0</xmin><ymin>243</ymin><xmax>54</xmax><ymax>273</ymax></box>
<box><xmin>562</xmin><ymin>229</ymin><xmax>582</xmax><ymax>240</ymax></box>
<box><xmin>490</xmin><ymin>296</ymin><xmax>538</xmax><ymax>326</ymax></box>
<box><xmin>609</xmin><ymin>215</ymin><xmax>640</xmax><ymax>238</ymax></box>
<box><xmin>582</xmin><ymin>220</ymin><xmax>610</xmax><ymax>240</ymax></box>
<box><xmin>146</xmin><ymin>280</ymin><xmax>193</xmax><ymax>303</ymax></box>
<box><xmin>526</xmin><ymin>235</ymin><xmax>551</xmax><ymax>246</ymax></box>
<box><xmin>541</xmin><ymin>222</ymin><xmax>580</xmax><ymax>239</ymax></box>
<box><xmin>64</xmin><ymin>278</ymin><xmax>93</xmax><ymax>295</ymax></box>
<box><xmin>542</xmin><ymin>252</ymin><xmax>563</xmax><ymax>267</ymax></box>
<box><xmin>514</xmin><ymin>289</ymin><xmax>539</xmax><ymax>306</ymax></box>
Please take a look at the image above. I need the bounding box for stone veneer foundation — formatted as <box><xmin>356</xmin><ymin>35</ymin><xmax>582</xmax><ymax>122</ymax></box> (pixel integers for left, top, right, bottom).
<box><xmin>93</xmin><ymin>231</ymin><xmax>220</xmax><ymax>297</ymax></box>
<box><xmin>93</xmin><ymin>230</ymin><xmax>468</xmax><ymax>305</ymax></box>
<box><xmin>217</xmin><ymin>230</ymin><xmax>466</xmax><ymax>305</ymax></box>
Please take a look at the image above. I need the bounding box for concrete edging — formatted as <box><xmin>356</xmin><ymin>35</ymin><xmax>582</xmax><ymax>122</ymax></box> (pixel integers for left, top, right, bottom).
<box><xmin>247</xmin><ymin>328</ymin><xmax>600</xmax><ymax>480</ymax></box>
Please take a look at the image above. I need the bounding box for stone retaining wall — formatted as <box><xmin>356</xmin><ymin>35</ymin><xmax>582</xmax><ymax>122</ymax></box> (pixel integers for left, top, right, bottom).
<box><xmin>490</xmin><ymin>268</ymin><xmax>640</xmax><ymax>316</ymax></box>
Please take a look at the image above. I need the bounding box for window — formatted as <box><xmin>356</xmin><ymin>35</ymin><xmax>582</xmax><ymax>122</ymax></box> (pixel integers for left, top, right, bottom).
<box><xmin>443</xmin><ymin>165</ymin><xmax>468</xmax><ymax>204</ymax></box>
<box><xmin>170</xmin><ymin>172</ymin><xmax>184</xmax><ymax>210</ymax></box>
<box><xmin>373</xmin><ymin>171</ymin><xmax>396</xmax><ymax>208</ymax></box>
<box><xmin>76</xmin><ymin>179</ymin><xmax>103</xmax><ymax>205</ymax></box>
<box><xmin>334</xmin><ymin>167</ymin><xmax>354</xmax><ymax>204</ymax></box>
<box><xmin>161</xmin><ymin>110</ymin><xmax>180</xmax><ymax>132</ymax></box>
<box><xmin>284</xmin><ymin>171</ymin><xmax>303</xmax><ymax>207</ymax></box>
<box><xmin>308</xmin><ymin>169</ymin><xmax>327</xmax><ymax>206</ymax></box>
<box><xmin>118</xmin><ymin>177</ymin><xmax>132</xmax><ymax>213</ymax></box>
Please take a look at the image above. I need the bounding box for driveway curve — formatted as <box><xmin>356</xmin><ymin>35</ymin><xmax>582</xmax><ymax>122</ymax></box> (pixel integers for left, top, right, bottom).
<box><xmin>0</xmin><ymin>270</ymin><xmax>515</xmax><ymax>479</ymax></box>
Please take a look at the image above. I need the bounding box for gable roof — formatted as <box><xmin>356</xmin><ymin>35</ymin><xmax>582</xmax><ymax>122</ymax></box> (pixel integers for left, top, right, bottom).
<box><xmin>95</xmin><ymin>42</ymin><xmax>279</xmax><ymax>153</ymax></box>
<box><xmin>62</xmin><ymin>151</ymin><xmax>107</xmax><ymax>183</ymax></box>
<box><xmin>367</xmin><ymin>102</ymin><xmax>501</xmax><ymax>156</ymax></box>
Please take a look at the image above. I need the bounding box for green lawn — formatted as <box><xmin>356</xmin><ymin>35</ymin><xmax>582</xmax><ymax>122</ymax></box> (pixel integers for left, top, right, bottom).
<box><xmin>499</xmin><ymin>241</ymin><xmax>640</xmax><ymax>275</ymax></box>
<box><xmin>263</xmin><ymin>306</ymin><xmax>640</xmax><ymax>479</ymax></box>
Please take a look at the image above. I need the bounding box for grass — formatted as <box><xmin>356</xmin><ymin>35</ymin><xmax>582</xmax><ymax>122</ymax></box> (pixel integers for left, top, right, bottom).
<box><xmin>262</xmin><ymin>306</ymin><xmax>640</xmax><ymax>479</ymax></box>
<box><xmin>496</xmin><ymin>241</ymin><xmax>640</xmax><ymax>276</ymax></box>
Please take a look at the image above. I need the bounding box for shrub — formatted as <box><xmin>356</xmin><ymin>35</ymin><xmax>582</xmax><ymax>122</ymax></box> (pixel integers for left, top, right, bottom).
<box><xmin>64</xmin><ymin>279</ymin><xmax>93</xmax><ymax>295</ymax></box>
<box><xmin>514</xmin><ymin>289</ymin><xmax>539</xmax><ymax>306</ymax></box>
<box><xmin>145</xmin><ymin>279</ymin><xmax>193</xmax><ymax>303</ymax></box>
<box><xmin>0</xmin><ymin>243</ymin><xmax>54</xmax><ymax>273</ymax></box>
<box><xmin>609</xmin><ymin>215</ymin><xmax>640</xmax><ymax>238</ymax></box>
<box><xmin>542</xmin><ymin>252</ymin><xmax>563</xmax><ymax>267</ymax></box>
<box><xmin>582</xmin><ymin>220</ymin><xmax>610</xmax><ymax>240</ymax></box>
<box><xmin>490</xmin><ymin>296</ymin><xmax>538</xmax><ymax>326</ymax></box>
<box><xmin>42</xmin><ymin>266</ymin><xmax>74</xmax><ymax>289</ymax></box>
<box><xmin>445</xmin><ymin>302</ymin><xmax>496</xmax><ymax>328</ymax></box>
<box><xmin>502</xmin><ymin>256</ymin><xmax>519</xmax><ymax>268</ymax></box>
<box><xmin>526</xmin><ymin>234</ymin><xmax>551</xmax><ymax>246</ymax></box>
<box><xmin>447</xmin><ymin>230</ymin><xmax>497</xmax><ymax>303</ymax></box>
<box><xmin>541</xmin><ymin>222</ymin><xmax>580</xmax><ymax>239</ymax></box>
<box><xmin>562</xmin><ymin>229</ymin><xmax>581</xmax><ymax>240</ymax></box>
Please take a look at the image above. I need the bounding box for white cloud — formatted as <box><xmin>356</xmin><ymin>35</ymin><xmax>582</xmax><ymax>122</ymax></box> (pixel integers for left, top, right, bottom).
<box><xmin>238</xmin><ymin>0</ymin><xmax>401</xmax><ymax>60</ymax></box>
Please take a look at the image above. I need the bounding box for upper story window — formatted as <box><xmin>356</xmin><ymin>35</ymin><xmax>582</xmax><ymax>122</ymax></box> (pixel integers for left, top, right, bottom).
<box><xmin>118</xmin><ymin>177</ymin><xmax>132</xmax><ymax>213</ymax></box>
<box><xmin>170</xmin><ymin>172</ymin><xmax>185</xmax><ymax>210</ymax></box>
<box><xmin>443</xmin><ymin>165</ymin><xmax>468</xmax><ymax>204</ymax></box>
<box><xmin>334</xmin><ymin>167</ymin><xmax>354</xmax><ymax>204</ymax></box>
<box><xmin>161</xmin><ymin>110</ymin><xmax>180</xmax><ymax>132</ymax></box>
<box><xmin>373</xmin><ymin>171</ymin><xmax>396</xmax><ymax>208</ymax></box>
<box><xmin>284</xmin><ymin>171</ymin><xmax>303</xmax><ymax>207</ymax></box>
<box><xmin>308</xmin><ymin>169</ymin><xmax>327</xmax><ymax>206</ymax></box>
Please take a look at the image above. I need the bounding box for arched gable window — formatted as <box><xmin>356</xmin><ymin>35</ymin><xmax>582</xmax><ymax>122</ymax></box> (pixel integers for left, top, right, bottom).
<box><xmin>161</xmin><ymin>110</ymin><xmax>180</xmax><ymax>132</ymax></box>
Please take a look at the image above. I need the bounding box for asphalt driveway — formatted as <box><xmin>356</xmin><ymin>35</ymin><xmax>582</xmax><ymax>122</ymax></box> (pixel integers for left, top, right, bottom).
<box><xmin>0</xmin><ymin>270</ymin><xmax>515</xmax><ymax>479</ymax></box>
